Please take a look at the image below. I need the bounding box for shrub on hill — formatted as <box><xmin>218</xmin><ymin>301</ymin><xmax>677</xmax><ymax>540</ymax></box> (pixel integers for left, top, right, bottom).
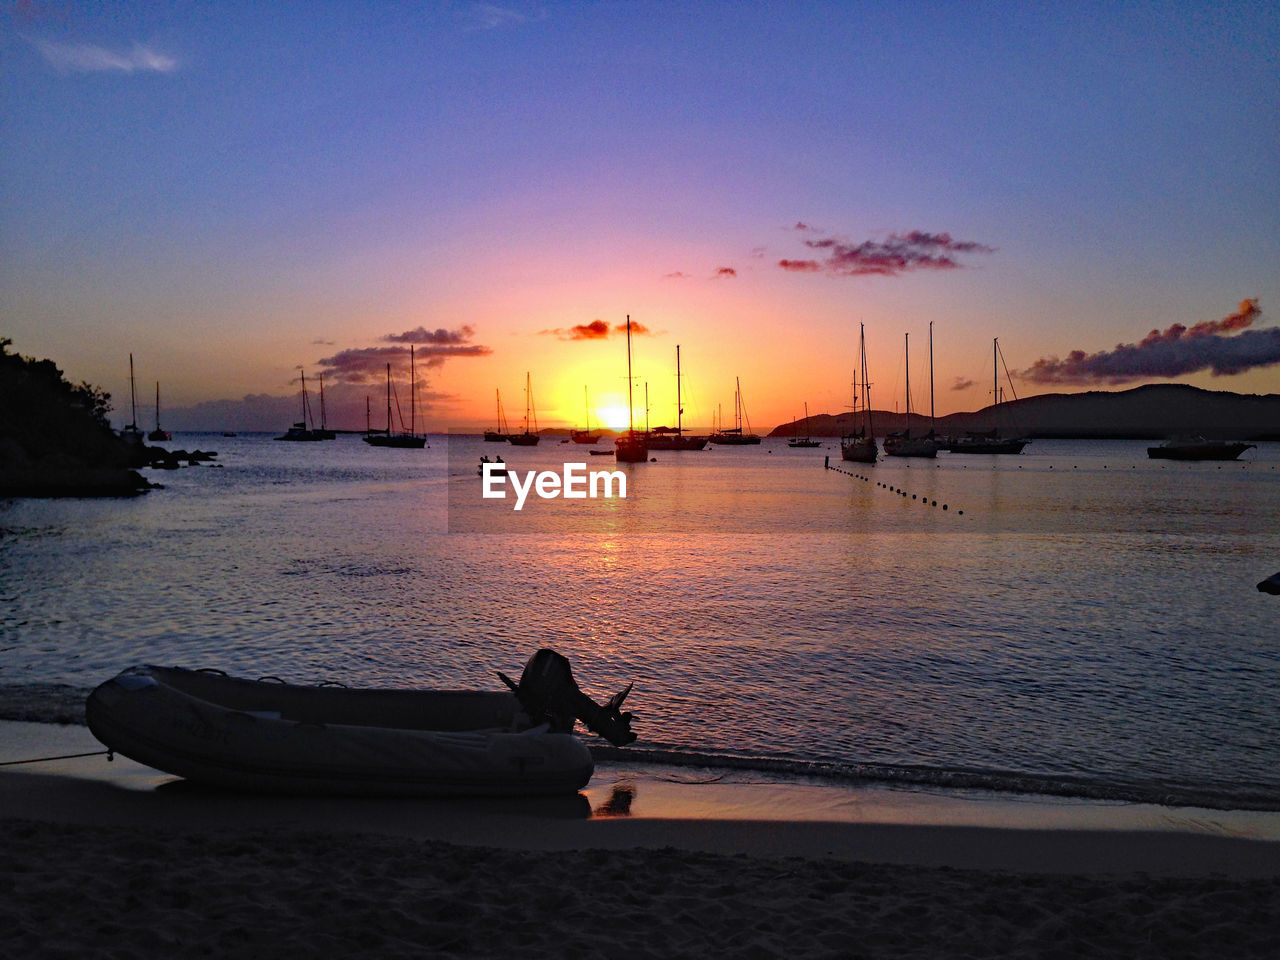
<box><xmin>0</xmin><ymin>338</ymin><xmax>150</xmax><ymax>494</ymax></box>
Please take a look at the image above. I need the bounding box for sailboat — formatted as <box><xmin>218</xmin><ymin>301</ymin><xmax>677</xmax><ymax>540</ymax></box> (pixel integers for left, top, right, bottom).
<box><xmin>571</xmin><ymin>387</ymin><xmax>601</xmax><ymax>444</ymax></box>
<box><xmin>277</xmin><ymin>368</ymin><xmax>324</xmax><ymax>441</ymax></box>
<box><xmin>507</xmin><ymin>373</ymin><xmax>540</xmax><ymax>446</ymax></box>
<box><xmin>949</xmin><ymin>338</ymin><xmax>1029</xmax><ymax>454</ymax></box>
<box><xmin>119</xmin><ymin>354</ymin><xmax>145</xmax><ymax>445</ymax></box>
<box><xmin>788</xmin><ymin>402</ymin><xmax>821</xmax><ymax>448</ymax></box>
<box><xmin>614</xmin><ymin>315</ymin><xmax>649</xmax><ymax>463</ymax></box>
<box><xmin>647</xmin><ymin>345</ymin><xmax>709</xmax><ymax>450</ymax></box>
<box><xmin>841</xmin><ymin>323</ymin><xmax>878</xmax><ymax>463</ymax></box>
<box><xmin>148</xmin><ymin>381</ymin><xmax>171</xmax><ymax>442</ymax></box>
<box><xmin>484</xmin><ymin>390</ymin><xmax>510</xmax><ymax>442</ymax></box>
<box><xmin>884</xmin><ymin>330</ymin><xmax>937</xmax><ymax>458</ymax></box>
<box><xmin>363</xmin><ymin>347</ymin><xmax>428</xmax><ymax>448</ymax></box>
<box><xmin>312</xmin><ymin>373</ymin><xmax>336</xmax><ymax>439</ymax></box>
<box><xmin>709</xmin><ymin>377</ymin><xmax>761</xmax><ymax>444</ymax></box>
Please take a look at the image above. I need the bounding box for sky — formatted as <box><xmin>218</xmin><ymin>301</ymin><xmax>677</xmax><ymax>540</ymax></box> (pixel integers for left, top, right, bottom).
<box><xmin>2</xmin><ymin>1</ymin><xmax>1278</xmax><ymax>433</ymax></box>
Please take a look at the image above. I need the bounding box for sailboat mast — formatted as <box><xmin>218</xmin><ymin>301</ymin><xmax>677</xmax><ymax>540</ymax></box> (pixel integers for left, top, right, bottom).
<box><xmin>129</xmin><ymin>353</ymin><xmax>137</xmax><ymax>428</ymax></box>
<box><xmin>410</xmin><ymin>346</ymin><xmax>416</xmax><ymax>437</ymax></box>
<box><xmin>929</xmin><ymin>321</ymin><xmax>935</xmax><ymax>435</ymax></box>
<box><xmin>154</xmin><ymin>382</ymin><xmax>161</xmax><ymax>431</ymax></box>
<box><xmin>626</xmin><ymin>315</ymin><xmax>635</xmax><ymax>434</ymax></box>
<box><xmin>319</xmin><ymin>373</ymin><xmax>327</xmax><ymax>430</ymax></box>
<box><xmin>384</xmin><ymin>363</ymin><xmax>392</xmax><ymax>435</ymax></box>
<box><xmin>676</xmin><ymin>344</ymin><xmax>683</xmax><ymax>436</ymax></box>
<box><xmin>904</xmin><ymin>333</ymin><xmax>911</xmax><ymax>434</ymax></box>
<box><xmin>735</xmin><ymin>376</ymin><xmax>742</xmax><ymax>431</ymax></box>
<box><xmin>861</xmin><ymin>323</ymin><xmax>874</xmax><ymax>438</ymax></box>
<box><xmin>993</xmin><ymin>338</ymin><xmax>998</xmax><ymax>410</ymax></box>
<box><xmin>584</xmin><ymin>385</ymin><xmax>591</xmax><ymax>432</ymax></box>
<box><xmin>645</xmin><ymin>382</ymin><xmax>649</xmax><ymax>433</ymax></box>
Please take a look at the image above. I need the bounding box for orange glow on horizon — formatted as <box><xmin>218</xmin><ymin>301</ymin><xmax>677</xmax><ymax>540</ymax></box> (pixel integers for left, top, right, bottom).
<box><xmin>595</xmin><ymin>405</ymin><xmax>631</xmax><ymax>430</ymax></box>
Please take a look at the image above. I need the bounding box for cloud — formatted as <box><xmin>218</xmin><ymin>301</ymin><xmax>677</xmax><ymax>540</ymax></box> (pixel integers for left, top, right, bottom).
<box><xmin>1019</xmin><ymin>299</ymin><xmax>1279</xmax><ymax>385</ymax></box>
<box><xmin>664</xmin><ymin>267</ymin><xmax>738</xmax><ymax>280</ymax></box>
<box><xmin>162</xmin><ymin>382</ymin><xmax>459</xmax><ymax>433</ymax></box>
<box><xmin>542</xmin><ymin>319</ymin><xmax>610</xmax><ymax>341</ymax></box>
<box><xmin>778</xmin><ymin>259</ymin><xmax>822</xmax><ymax>273</ymax></box>
<box><xmin>30</xmin><ymin>38</ymin><xmax>177</xmax><ymax>73</ymax></box>
<box><xmin>540</xmin><ymin>319</ymin><xmax>651</xmax><ymax>341</ymax></box>
<box><xmin>155</xmin><ymin>326</ymin><xmax>487</xmax><ymax>430</ymax></box>
<box><xmin>313</xmin><ymin>326</ymin><xmax>490</xmax><ymax>383</ymax></box>
<box><xmin>458</xmin><ymin>3</ymin><xmax>534</xmax><ymax>31</ymax></box>
<box><xmin>950</xmin><ymin>377</ymin><xmax>976</xmax><ymax>391</ymax></box>
<box><xmin>319</xmin><ymin>343</ymin><xmax>490</xmax><ymax>383</ymax></box>
<box><xmin>382</xmin><ymin>325</ymin><xmax>476</xmax><ymax>345</ymax></box>
<box><xmin>779</xmin><ymin>229</ymin><xmax>995</xmax><ymax>277</ymax></box>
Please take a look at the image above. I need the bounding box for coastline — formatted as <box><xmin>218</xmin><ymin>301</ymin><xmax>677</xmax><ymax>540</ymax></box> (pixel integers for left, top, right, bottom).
<box><xmin>4</xmin><ymin>720</ymin><xmax>1280</xmax><ymax>958</ymax></box>
<box><xmin>4</xmin><ymin>719</ymin><xmax>1278</xmax><ymax>875</ymax></box>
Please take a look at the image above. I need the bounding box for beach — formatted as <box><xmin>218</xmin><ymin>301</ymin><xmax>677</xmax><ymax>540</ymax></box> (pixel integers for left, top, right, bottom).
<box><xmin>3</xmin><ymin>722</ymin><xmax>1279</xmax><ymax>959</ymax></box>
<box><xmin>4</xmin><ymin>436</ymin><xmax>1278</xmax><ymax>957</ymax></box>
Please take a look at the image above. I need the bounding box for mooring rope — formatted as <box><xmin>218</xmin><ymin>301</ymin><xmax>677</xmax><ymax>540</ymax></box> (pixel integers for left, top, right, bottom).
<box><xmin>0</xmin><ymin>750</ymin><xmax>110</xmax><ymax>766</ymax></box>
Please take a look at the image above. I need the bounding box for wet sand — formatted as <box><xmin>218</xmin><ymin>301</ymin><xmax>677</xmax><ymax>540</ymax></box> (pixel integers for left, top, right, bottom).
<box><xmin>3</xmin><ymin>721</ymin><xmax>1279</xmax><ymax>958</ymax></box>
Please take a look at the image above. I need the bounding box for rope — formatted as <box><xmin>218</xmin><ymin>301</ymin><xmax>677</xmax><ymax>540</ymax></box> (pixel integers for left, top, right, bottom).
<box><xmin>0</xmin><ymin>750</ymin><xmax>110</xmax><ymax>766</ymax></box>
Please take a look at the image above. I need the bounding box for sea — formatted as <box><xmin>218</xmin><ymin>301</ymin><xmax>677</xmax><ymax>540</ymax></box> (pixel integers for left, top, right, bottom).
<box><xmin>2</xmin><ymin>433</ymin><xmax>1278</xmax><ymax>813</ymax></box>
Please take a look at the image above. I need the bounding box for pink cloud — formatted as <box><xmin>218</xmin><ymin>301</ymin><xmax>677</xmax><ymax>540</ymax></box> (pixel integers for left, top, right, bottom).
<box><xmin>1019</xmin><ymin>299</ymin><xmax>1278</xmax><ymax>384</ymax></box>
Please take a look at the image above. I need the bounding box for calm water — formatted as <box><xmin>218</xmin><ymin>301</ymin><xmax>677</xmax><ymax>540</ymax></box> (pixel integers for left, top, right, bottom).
<box><xmin>2</xmin><ymin>433</ymin><xmax>1278</xmax><ymax>810</ymax></box>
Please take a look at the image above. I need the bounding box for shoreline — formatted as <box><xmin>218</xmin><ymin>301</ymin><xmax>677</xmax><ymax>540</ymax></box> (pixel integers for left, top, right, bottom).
<box><xmin>3</xmin><ymin>720</ymin><xmax>1278</xmax><ymax>877</ymax></box>
<box><xmin>5</xmin><ymin>724</ymin><xmax>1279</xmax><ymax>957</ymax></box>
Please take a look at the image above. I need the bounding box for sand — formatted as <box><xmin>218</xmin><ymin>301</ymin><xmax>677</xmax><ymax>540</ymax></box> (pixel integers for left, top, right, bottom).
<box><xmin>5</xmin><ymin>814</ymin><xmax>1278</xmax><ymax>960</ymax></box>
<box><xmin>3</xmin><ymin>721</ymin><xmax>1280</xmax><ymax>958</ymax></box>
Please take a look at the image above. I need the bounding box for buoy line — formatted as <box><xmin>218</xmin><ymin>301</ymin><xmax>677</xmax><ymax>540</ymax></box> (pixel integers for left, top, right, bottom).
<box><xmin>823</xmin><ymin>456</ymin><xmax>963</xmax><ymax>514</ymax></box>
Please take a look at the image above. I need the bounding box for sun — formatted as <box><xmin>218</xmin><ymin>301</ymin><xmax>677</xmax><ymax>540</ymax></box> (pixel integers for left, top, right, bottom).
<box><xmin>595</xmin><ymin>405</ymin><xmax>630</xmax><ymax>430</ymax></box>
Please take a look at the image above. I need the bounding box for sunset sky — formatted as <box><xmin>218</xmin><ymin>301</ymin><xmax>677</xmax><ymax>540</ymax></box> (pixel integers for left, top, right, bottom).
<box><xmin>3</xmin><ymin>1</ymin><xmax>1277</xmax><ymax>433</ymax></box>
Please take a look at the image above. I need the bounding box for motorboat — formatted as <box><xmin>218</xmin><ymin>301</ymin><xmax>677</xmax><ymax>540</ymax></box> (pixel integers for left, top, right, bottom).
<box><xmin>86</xmin><ymin>649</ymin><xmax>635</xmax><ymax>797</ymax></box>
<box><xmin>1147</xmin><ymin>438</ymin><xmax>1255</xmax><ymax>461</ymax></box>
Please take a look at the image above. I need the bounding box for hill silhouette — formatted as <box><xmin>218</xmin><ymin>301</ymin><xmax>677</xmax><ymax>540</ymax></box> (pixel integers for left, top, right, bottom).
<box><xmin>0</xmin><ymin>339</ymin><xmax>153</xmax><ymax>496</ymax></box>
<box><xmin>769</xmin><ymin>384</ymin><xmax>1280</xmax><ymax>441</ymax></box>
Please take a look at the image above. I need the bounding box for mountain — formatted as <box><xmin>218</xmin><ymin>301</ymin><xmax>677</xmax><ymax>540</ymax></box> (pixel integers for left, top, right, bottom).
<box><xmin>768</xmin><ymin>384</ymin><xmax>1280</xmax><ymax>441</ymax></box>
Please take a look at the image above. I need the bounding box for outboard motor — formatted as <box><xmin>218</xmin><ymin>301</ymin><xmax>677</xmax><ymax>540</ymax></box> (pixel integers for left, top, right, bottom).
<box><xmin>498</xmin><ymin>648</ymin><xmax>637</xmax><ymax>747</ymax></box>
